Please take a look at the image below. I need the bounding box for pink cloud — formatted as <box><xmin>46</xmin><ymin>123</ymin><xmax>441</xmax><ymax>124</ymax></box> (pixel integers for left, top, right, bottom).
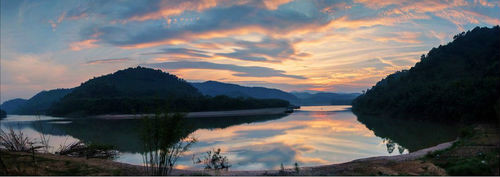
<box><xmin>69</xmin><ymin>39</ymin><xmax>99</xmax><ymax>51</ymax></box>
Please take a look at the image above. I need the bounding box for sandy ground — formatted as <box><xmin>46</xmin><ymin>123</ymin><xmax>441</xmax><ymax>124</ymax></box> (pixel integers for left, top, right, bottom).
<box><xmin>91</xmin><ymin>107</ymin><xmax>288</xmax><ymax>119</ymax></box>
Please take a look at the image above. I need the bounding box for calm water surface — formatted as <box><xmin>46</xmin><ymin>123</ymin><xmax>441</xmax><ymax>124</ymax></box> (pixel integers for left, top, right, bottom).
<box><xmin>0</xmin><ymin>105</ymin><xmax>458</xmax><ymax>170</ymax></box>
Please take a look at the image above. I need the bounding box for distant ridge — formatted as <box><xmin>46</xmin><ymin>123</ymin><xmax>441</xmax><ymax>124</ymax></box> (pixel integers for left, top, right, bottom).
<box><xmin>0</xmin><ymin>98</ymin><xmax>28</xmax><ymax>114</ymax></box>
<box><xmin>192</xmin><ymin>81</ymin><xmax>360</xmax><ymax>106</ymax></box>
<box><xmin>0</xmin><ymin>89</ymin><xmax>72</xmax><ymax>115</ymax></box>
<box><xmin>192</xmin><ymin>81</ymin><xmax>299</xmax><ymax>104</ymax></box>
<box><xmin>291</xmin><ymin>92</ymin><xmax>360</xmax><ymax>105</ymax></box>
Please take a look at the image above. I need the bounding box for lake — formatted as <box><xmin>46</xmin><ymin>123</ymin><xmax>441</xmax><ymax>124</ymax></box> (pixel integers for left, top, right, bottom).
<box><xmin>0</xmin><ymin>105</ymin><xmax>458</xmax><ymax>170</ymax></box>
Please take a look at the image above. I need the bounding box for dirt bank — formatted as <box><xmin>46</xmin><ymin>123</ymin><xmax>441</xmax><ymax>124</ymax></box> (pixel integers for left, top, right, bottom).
<box><xmin>0</xmin><ymin>138</ymin><xmax>456</xmax><ymax>176</ymax></box>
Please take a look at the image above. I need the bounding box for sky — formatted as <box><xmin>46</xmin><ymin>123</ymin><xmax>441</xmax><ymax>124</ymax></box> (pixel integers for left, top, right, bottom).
<box><xmin>1</xmin><ymin>0</ymin><xmax>500</xmax><ymax>102</ymax></box>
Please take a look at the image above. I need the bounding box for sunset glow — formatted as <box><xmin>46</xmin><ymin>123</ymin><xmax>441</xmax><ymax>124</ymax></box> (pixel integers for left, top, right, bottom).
<box><xmin>1</xmin><ymin>0</ymin><xmax>499</xmax><ymax>102</ymax></box>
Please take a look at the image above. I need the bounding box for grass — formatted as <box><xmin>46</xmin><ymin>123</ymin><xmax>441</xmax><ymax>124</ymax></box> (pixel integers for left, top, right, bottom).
<box><xmin>0</xmin><ymin>150</ymin><xmax>130</xmax><ymax>175</ymax></box>
<box><xmin>0</xmin><ymin>128</ymin><xmax>37</xmax><ymax>152</ymax></box>
<box><xmin>422</xmin><ymin>124</ymin><xmax>499</xmax><ymax>176</ymax></box>
<box><xmin>443</xmin><ymin>156</ymin><xmax>494</xmax><ymax>175</ymax></box>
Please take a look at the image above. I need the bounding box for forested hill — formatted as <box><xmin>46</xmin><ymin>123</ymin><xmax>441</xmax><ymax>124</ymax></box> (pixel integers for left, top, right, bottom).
<box><xmin>49</xmin><ymin>67</ymin><xmax>289</xmax><ymax>116</ymax></box>
<box><xmin>352</xmin><ymin>26</ymin><xmax>500</xmax><ymax>123</ymax></box>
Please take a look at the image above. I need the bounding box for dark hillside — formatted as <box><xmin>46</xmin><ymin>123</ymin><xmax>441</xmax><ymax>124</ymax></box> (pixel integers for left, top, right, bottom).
<box><xmin>49</xmin><ymin>67</ymin><xmax>289</xmax><ymax>116</ymax></box>
<box><xmin>352</xmin><ymin>26</ymin><xmax>500</xmax><ymax>123</ymax></box>
<box><xmin>15</xmin><ymin>89</ymin><xmax>73</xmax><ymax>115</ymax></box>
<box><xmin>0</xmin><ymin>98</ymin><xmax>27</xmax><ymax>114</ymax></box>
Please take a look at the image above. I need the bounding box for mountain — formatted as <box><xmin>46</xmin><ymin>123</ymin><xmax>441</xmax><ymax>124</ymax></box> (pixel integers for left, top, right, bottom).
<box><xmin>49</xmin><ymin>66</ymin><xmax>201</xmax><ymax>116</ymax></box>
<box><xmin>291</xmin><ymin>92</ymin><xmax>360</xmax><ymax>105</ymax></box>
<box><xmin>352</xmin><ymin>26</ymin><xmax>500</xmax><ymax>123</ymax></box>
<box><xmin>192</xmin><ymin>81</ymin><xmax>299</xmax><ymax>104</ymax></box>
<box><xmin>0</xmin><ymin>98</ymin><xmax>27</xmax><ymax>114</ymax></box>
<box><xmin>192</xmin><ymin>81</ymin><xmax>360</xmax><ymax>106</ymax></box>
<box><xmin>16</xmin><ymin>88</ymin><xmax>73</xmax><ymax>115</ymax></box>
<box><xmin>49</xmin><ymin>67</ymin><xmax>289</xmax><ymax>116</ymax></box>
<box><xmin>0</xmin><ymin>89</ymin><xmax>73</xmax><ymax>115</ymax></box>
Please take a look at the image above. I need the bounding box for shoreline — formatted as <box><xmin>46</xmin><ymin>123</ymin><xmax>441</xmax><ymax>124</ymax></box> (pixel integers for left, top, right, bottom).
<box><xmin>90</xmin><ymin>107</ymin><xmax>289</xmax><ymax>119</ymax></box>
<box><xmin>169</xmin><ymin>139</ymin><xmax>457</xmax><ymax>175</ymax></box>
<box><xmin>1</xmin><ymin>139</ymin><xmax>456</xmax><ymax>176</ymax></box>
<box><xmin>7</xmin><ymin>122</ymin><xmax>499</xmax><ymax>176</ymax></box>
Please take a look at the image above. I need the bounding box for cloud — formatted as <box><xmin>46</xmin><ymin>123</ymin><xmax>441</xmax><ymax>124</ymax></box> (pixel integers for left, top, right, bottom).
<box><xmin>370</xmin><ymin>32</ymin><xmax>422</xmax><ymax>44</ymax></box>
<box><xmin>141</xmin><ymin>48</ymin><xmax>212</xmax><ymax>58</ymax></box>
<box><xmin>143</xmin><ymin>61</ymin><xmax>307</xmax><ymax>79</ymax></box>
<box><xmin>2</xmin><ymin>55</ymin><xmax>68</xmax><ymax>85</ymax></box>
<box><xmin>140</xmin><ymin>37</ymin><xmax>310</xmax><ymax>62</ymax></box>
<box><xmin>261</xmin><ymin>0</ymin><xmax>293</xmax><ymax>10</ymax></box>
<box><xmin>215</xmin><ymin>37</ymin><xmax>310</xmax><ymax>62</ymax></box>
<box><xmin>85</xmin><ymin>58</ymin><xmax>131</xmax><ymax>65</ymax></box>
<box><xmin>81</xmin><ymin>4</ymin><xmax>334</xmax><ymax>49</ymax></box>
<box><xmin>117</xmin><ymin>0</ymin><xmax>293</xmax><ymax>22</ymax></box>
<box><xmin>48</xmin><ymin>6</ymin><xmax>88</xmax><ymax>31</ymax></box>
<box><xmin>474</xmin><ymin>0</ymin><xmax>497</xmax><ymax>7</ymax></box>
<box><xmin>119</xmin><ymin>0</ymin><xmax>219</xmax><ymax>22</ymax></box>
<box><xmin>1</xmin><ymin>55</ymin><xmax>70</xmax><ymax>101</ymax></box>
<box><xmin>69</xmin><ymin>39</ymin><xmax>99</xmax><ymax>51</ymax></box>
<box><xmin>353</xmin><ymin>0</ymin><xmax>499</xmax><ymax>30</ymax></box>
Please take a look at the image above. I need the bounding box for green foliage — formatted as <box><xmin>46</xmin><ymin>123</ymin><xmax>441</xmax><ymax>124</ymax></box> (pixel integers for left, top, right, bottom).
<box><xmin>49</xmin><ymin>67</ymin><xmax>289</xmax><ymax>116</ymax></box>
<box><xmin>458</xmin><ymin>127</ymin><xmax>475</xmax><ymax>138</ymax></box>
<box><xmin>353</xmin><ymin>26</ymin><xmax>500</xmax><ymax>123</ymax></box>
<box><xmin>443</xmin><ymin>156</ymin><xmax>494</xmax><ymax>175</ymax></box>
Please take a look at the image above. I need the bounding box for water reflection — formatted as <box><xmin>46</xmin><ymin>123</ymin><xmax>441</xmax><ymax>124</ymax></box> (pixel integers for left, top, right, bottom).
<box><xmin>355</xmin><ymin>114</ymin><xmax>458</xmax><ymax>152</ymax></box>
<box><xmin>0</xmin><ymin>106</ymin><xmax>458</xmax><ymax>170</ymax></box>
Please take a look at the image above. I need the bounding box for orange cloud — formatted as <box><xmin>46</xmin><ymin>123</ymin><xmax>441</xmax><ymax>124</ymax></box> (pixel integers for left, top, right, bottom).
<box><xmin>352</xmin><ymin>0</ymin><xmax>494</xmax><ymax>31</ymax></box>
<box><xmin>126</xmin><ymin>0</ymin><xmax>217</xmax><ymax>22</ymax></box>
<box><xmin>262</xmin><ymin>0</ymin><xmax>293</xmax><ymax>10</ymax></box>
<box><xmin>463</xmin><ymin>10</ymin><xmax>500</xmax><ymax>25</ymax></box>
<box><xmin>474</xmin><ymin>0</ymin><xmax>497</xmax><ymax>7</ymax></box>
<box><xmin>354</xmin><ymin>0</ymin><xmax>408</xmax><ymax>9</ymax></box>
<box><xmin>371</xmin><ymin>32</ymin><xmax>422</xmax><ymax>44</ymax></box>
<box><xmin>124</xmin><ymin>0</ymin><xmax>292</xmax><ymax>22</ymax></box>
<box><xmin>69</xmin><ymin>39</ymin><xmax>99</xmax><ymax>51</ymax></box>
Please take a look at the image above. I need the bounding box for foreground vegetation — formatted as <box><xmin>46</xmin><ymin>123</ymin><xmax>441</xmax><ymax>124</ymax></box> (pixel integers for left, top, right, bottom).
<box><xmin>423</xmin><ymin>125</ymin><xmax>499</xmax><ymax>175</ymax></box>
<box><xmin>0</xmin><ymin>150</ymin><xmax>141</xmax><ymax>175</ymax></box>
<box><xmin>353</xmin><ymin>26</ymin><xmax>500</xmax><ymax>123</ymax></box>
